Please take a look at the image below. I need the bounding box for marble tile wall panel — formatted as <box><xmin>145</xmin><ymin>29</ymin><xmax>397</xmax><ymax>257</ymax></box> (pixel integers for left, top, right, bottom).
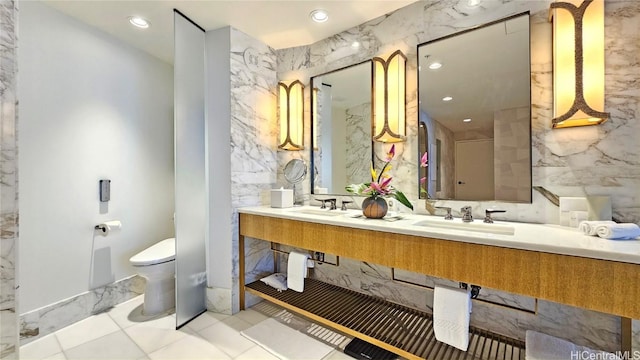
<box><xmin>345</xmin><ymin>103</ymin><xmax>371</xmax><ymax>186</ymax></box>
<box><xmin>495</xmin><ymin>106</ymin><xmax>531</xmax><ymax>202</ymax></box>
<box><xmin>229</xmin><ymin>28</ymin><xmax>278</xmax><ymax>314</ymax></box>
<box><xmin>0</xmin><ymin>0</ymin><xmax>18</xmax><ymax>358</ymax></box>
<box><xmin>19</xmin><ymin>275</ymin><xmax>144</xmax><ymax>345</ymax></box>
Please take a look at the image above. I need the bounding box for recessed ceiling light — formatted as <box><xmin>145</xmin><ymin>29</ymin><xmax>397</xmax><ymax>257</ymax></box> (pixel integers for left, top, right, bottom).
<box><xmin>428</xmin><ymin>62</ymin><xmax>442</xmax><ymax>70</ymax></box>
<box><xmin>442</xmin><ymin>96</ymin><xmax>453</xmax><ymax>102</ymax></box>
<box><xmin>468</xmin><ymin>0</ymin><xmax>481</xmax><ymax>6</ymax></box>
<box><xmin>463</xmin><ymin>118</ymin><xmax>472</xmax><ymax>122</ymax></box>
<box><xmin>310</xmin><ymin>9</ymin><xmax>329</xmax><ymax>23</ymax></box>
<box><xmin>351</xmin><ymin>41</ymin><xmax>360</xmax><ymax>49</ymax></box>
<box><xmin>129</xmin><ymin>16</ymin><xmax>150</xmax><ymax>29</ymax></box>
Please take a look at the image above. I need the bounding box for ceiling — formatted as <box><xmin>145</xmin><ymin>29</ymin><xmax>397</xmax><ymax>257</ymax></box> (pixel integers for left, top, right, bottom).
<box><xmin>43</xmin><ymin>0</ymin><xmax>416</xmax><ymax>64</ymax></box>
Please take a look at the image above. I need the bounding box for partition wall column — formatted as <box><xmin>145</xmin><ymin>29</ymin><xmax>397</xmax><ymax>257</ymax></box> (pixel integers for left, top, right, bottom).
<box><xmin>173</xmin><ymin>10</ymin><xmax>206</xmax><ymax>328</ymax></box>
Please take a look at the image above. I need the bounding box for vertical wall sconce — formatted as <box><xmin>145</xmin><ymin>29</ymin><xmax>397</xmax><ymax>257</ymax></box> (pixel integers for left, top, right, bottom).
<box><xmin>372</xmin><ymin>50</ymin><xmax>407</xmax><ymax>142</ymax></box>
<box><xmin>550</xmin><ymin>0</ymin><xmax>609</xmax><ymax>129</ymax></box>
<box><xmin>278</xmin><ymin>80</ymin><xmax>305</xmax><ymax>150</ymax></box>
<box><xmin>312</xmin><ymin>87</ymin><xmax>319</xmax><ymax>150</ymax></box>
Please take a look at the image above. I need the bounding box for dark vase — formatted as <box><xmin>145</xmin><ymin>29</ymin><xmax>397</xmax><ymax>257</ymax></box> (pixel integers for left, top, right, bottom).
<box><xmin>362</xmin><ymin>196</ymin><xmax>388</xmax><ymax>219</ymax></box>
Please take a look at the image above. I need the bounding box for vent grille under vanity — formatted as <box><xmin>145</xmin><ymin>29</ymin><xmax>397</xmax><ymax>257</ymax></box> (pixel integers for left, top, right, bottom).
<box><xmin>246</xmin><ymin>278</ymin><xmax>525</xmax><ymax>360</ymax></box>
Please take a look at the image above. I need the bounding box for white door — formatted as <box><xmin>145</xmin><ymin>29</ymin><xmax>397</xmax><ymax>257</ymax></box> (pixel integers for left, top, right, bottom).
<box><xmin>455</xmin><ymin>140</ymin><xmax>494</xmax><ymax>200</ymax></box>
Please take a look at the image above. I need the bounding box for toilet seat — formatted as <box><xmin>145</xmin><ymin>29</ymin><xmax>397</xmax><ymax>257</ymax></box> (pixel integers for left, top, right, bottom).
<box><xmin>130</xmin><ymin>238</ymin><xmax>175</xmax><ymax>266</ymax></box>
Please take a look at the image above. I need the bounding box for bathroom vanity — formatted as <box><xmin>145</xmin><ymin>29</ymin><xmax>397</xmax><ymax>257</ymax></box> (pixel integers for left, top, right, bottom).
<box><xmin>238</xmin><ymin>206</ymin><xmax>639</xmax><ymax>358</ymax></box>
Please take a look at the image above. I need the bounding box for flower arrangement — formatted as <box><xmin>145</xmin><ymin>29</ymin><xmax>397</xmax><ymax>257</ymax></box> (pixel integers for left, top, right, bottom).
<box><xmin>345</xmin><ymin>144</ymin><xmax>413</xmax><ymax>211</ymax></box>
<box><xmin>419</xmin><ymin>152</ymin><xmax>430</xmax><ymax>198</ymax></box>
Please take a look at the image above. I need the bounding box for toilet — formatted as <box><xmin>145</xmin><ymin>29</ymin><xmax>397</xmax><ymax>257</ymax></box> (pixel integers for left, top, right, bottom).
<box><xmin>129</xmin><ymin>238</ymin><xmax>176</xmax><ymax>316</ymax></box>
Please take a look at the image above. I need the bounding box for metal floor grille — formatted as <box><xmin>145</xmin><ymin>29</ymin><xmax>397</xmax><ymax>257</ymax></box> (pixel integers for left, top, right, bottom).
<box><xmin>246</xmin><ymin>278</ymin><xmax>525</xmax><ymax>360</ymax></box>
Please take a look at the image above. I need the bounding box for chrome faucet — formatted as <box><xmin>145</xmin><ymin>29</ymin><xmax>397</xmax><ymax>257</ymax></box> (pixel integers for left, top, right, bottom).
<box><xmin>327</xmin><ymin>198</ymin><xmax>337</xmax><ymax>210</ymax></box>
<box><xmin>484</xmin><ymin>209</ymin><xmax>506</xmax><ymax>223</ymax></box>
<box><xmin>435</xmin><ymin>206</ymin><xmax>453</xmax><ymax>220</ymax></box>
<box><xmin>461</xmin><ymin>206</ymin><xmax>473</xmax><ymax>222</ymax></box>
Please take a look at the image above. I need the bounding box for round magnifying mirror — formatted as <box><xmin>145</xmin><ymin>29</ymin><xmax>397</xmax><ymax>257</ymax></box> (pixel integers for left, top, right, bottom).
<box><xmin>283</xmin><ymin>159</ymin><xmax>307</xmax><ymax>205</ymax></box>
<box><xmin>284</xmin><ymin>159</ymin><xmax>307</xmax><ymax>185</ymax></box>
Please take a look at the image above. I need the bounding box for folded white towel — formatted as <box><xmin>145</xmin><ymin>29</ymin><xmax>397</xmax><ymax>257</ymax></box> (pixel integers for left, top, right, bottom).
<box><xmin>260</xmin><ymin>273</ymin><xmax>287</xmax><ymax>292</ymax></box>
<box><xmin>433</xmin><ymin>285</ymin><xmax>471</xmax><ymax>351</ymax></box>
<box><xmin>578</xmin><ymin>220</ymin><xmax>616</xmax><ymax>235</ymax></box>
<box><xmin>595</xmin><ymin>223</ymin><xmax>640</xmax><ymax>240</ymax></box>
<box><xmin>287</xmin><ymin>251</ymin><xmax>311</xmax><ymax>292</ymax></box>
<box><xmin>525</xmin><ymin>330</ymin><xmax>621</xmax><ymax>360</ymax></box>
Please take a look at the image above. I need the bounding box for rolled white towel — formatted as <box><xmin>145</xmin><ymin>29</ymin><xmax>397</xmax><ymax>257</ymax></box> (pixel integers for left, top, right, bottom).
<box><xmin>595</xmin><ymin>223</ymin><xmax>640</xmax><ymax>240</ymax></box>
<box><xmin>578</xmin><ymin>220</ymin><xmax>616</xmax><ymax>235</ymax></box>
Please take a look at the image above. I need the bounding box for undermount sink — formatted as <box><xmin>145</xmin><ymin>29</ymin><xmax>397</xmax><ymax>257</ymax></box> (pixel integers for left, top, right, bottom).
<box><xmin>412</xmin><ymin>218</ymin><xmax>515</xmax><ymax>235</ymax></box>
<box><xmin>295</xmin><ymin>208</ymin><xmax>347</xmax><ymax>217</ymax></box>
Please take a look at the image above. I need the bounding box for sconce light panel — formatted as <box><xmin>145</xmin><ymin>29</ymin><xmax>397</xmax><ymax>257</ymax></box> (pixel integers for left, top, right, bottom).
<box><xmin>312</xmin><ymin>87</ymin><xmax>319</xmax><ymax>151</ymax></box>
<box><xmin>278</xmin><ymin>80</ymin><xmax>305</xmax><ymax>150</ymax></box>
<box><xmin>373</xmin><ymin>50</ymin><xmax>407</xmax><ymax>143</ymax></box>
<box><xmin>550</xmin><ymin>0</ymin><xmax>609</xmax><ymax>129</ymax></box>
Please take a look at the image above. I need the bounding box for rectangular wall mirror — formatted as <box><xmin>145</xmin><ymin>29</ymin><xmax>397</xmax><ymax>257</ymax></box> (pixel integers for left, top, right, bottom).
<box><xmin>418</xmin><ymin>12</ymin><xmax>532</xmax><ymax>203</ymax></box>
<box><xmin>310</xmin><ymin>60</ymin><xmax>372</xmax><ymax>196</ymax></box>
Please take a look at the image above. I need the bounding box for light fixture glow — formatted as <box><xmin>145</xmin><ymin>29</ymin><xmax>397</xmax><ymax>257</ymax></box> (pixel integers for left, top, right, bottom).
<box><xmin>351</xmin><ymin>41</ymin><xmax>360</xmax><ymax>49</ymax></box>
<box><xmin>468</xmin><ymin>0</ymin><xmax>482</xmax><ymax>7</ymax></box>
<box><xmin>428</xmin><ymin>62</ymin><xmax>442</xmax><ymax>70</ymax></box>
<box><xmin>310</xmin><ymin>9</ymin><xmax>329</xmax><ymax>23</ymax></box>
<box><xmin>442</xmin><ymin>96</ymin><xmax>453</xmax><ymax>102</ymax></box>
<box><xmin>312</xmin><ymin>87</ymin><xmax>319</xmax><ymax>150</ymax></box>
<box><xmin>278</xmin><ymin>80</ymin><xmax>305</xmax><ymax>151</ymax></box>
<box><xmin>128</xmin><ymin>16</ymin><xmax>150</xmax><ymax>29</ymax></box>
<box><xmin>373</xmin><ymin>50</ymin><xmax>407</xmax><ymax>143</ymax></box>
<box><xmin>463</xmin><ymin>118</ymin><xmax>472</xmax><ymax>122</ymax></box>
<box><xmin>550</xmin><ymin>0</ymin><xmax>608</xmax><ymax>129</ymax></box>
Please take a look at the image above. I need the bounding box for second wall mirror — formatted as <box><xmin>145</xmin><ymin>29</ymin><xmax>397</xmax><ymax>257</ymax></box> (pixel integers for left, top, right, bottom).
<box><xmin>310</xmin><ymin>60</ymin><xmax>373</xmax><ymax>196</ymax></box>
<box><xmin>418</xmin><ymin>12</ymin><xmax>532</xmax><ymax>203</ymax></box>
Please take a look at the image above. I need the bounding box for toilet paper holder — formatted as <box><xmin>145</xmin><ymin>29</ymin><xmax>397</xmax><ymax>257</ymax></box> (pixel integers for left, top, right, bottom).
<box><xmin>459</xmin><ymin>282</ymin><xmax>481</xmax><ymax>299</ymax></box>
<box><xmin>93</xmin><ymin>220</ymin><xmax>122</xmax><ymax>236</ymax></box>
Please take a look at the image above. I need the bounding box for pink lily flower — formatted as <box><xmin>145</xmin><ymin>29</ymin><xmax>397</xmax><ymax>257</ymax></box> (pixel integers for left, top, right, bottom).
<box><xmin>420</xmin><ymin>152</ymin><xmax>428</xmax><ymax>168</ymax></box>
<box><xmin>386</xmin><ymin>144</ymin><xmax>396</xmax><ymax>162</ymax></box>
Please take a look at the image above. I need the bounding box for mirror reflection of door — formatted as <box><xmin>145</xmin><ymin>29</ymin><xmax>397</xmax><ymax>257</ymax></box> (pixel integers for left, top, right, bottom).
<box><xmin>455</xmin><ymin>140</ymin><xmax>494</xmax><ymax>200</ymax></box>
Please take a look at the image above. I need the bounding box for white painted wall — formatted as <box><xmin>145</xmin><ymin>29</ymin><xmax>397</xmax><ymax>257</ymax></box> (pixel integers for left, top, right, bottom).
<box><xmin>18</xmin><ymin>2</ymin><xmax>175</xmax><ymax>313</ymax></box>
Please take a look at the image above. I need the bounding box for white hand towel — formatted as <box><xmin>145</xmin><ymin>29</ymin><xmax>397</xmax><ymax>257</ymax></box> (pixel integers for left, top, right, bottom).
<box><xmin>578</xmin><ymin>220</ymin><xmax>616</xmax><ymax>235</ymax></box>
<box><xmin>526</xmin><ymin>330</ymin><xmax>621</xmax><ymax>360</ymax></box>
<box><xmin>433</xmin><ymin>285</ymin><xmax>471</xmax><ymax>351</ymax></box>
<box><xmin>595</xmin><ymin>223</ymin><xmax>640</xmax><ymax>240</ymax></box>
<box><xmin>287</xmin><ymin>251</ymin><xmax>310</xmax><ymax>292</ymax></box>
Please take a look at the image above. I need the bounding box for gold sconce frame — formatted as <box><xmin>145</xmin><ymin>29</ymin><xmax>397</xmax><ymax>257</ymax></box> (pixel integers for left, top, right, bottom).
<box><xmin>278</xmin><ymin>80</ymin><xmax>305</xmax><ymax>150</ymax></box>
<box><xmin>550</xmin><ymin>0</ymin><xmax>609</xmax><ymax>129</ymax></box>
<box><xmin>372</xmin><ymin>50</ymin><xmax>407</xmax><ymax>143</ymax></box>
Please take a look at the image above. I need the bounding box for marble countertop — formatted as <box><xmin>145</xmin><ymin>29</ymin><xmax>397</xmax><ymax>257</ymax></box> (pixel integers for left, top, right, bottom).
<box><xmin>239</xmin><ymin>205</ymin><xmax>640</xmax><ymax>265</ymax></box>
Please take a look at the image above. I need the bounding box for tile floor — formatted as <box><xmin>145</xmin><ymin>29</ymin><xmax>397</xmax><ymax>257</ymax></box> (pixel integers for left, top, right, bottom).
<box><xmin>20</xmin><ymin>296</ymin><xmax>354</xmax><ymax>360</ymax></box>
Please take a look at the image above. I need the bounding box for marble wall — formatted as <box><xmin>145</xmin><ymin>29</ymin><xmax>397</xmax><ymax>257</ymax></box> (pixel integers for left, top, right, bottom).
<box><xmin>494</xmin><ymin>106</ymin><xmax>531</xmax><ymax>202</ymax></box>
<box><xmin>0</xmin><ymin>0</ymin><xmax>18</xmax><ymax>358</ymax></box>
<box><xmin>276</xmin><ymin>0</ymin><xmax>640</xmax><ymax>352</ymax></box>
<box><xmin>344</xmin><ymin>103</ymin><xmax>371</xmax><ymax>186</ymax></box>
<box><xmin>19</xmin><ymin>276</ymin><xmax>143</xmax><ymax>345</ymax></box>
<box><xmin>227</xmin><ymin>28</ymin><xmax>278</xmax><ymax>314</ymax></box>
